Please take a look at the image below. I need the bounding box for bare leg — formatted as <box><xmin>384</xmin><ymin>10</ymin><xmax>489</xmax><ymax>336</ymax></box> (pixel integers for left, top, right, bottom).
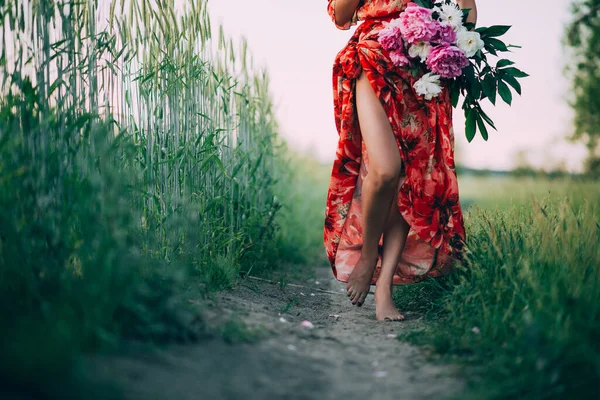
<box><xmin>347</xmin><ymin>70</ymin><xmax>403</xmax><ymax>307</ymax></box>
<box><xmin>375</xmin><ymin>198</ymin><xmax>409</xmax><ymax>321</ymax></box>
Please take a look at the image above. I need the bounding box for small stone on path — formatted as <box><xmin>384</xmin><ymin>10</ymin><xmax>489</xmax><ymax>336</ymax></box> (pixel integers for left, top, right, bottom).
<box><xmin>300</xmin><ymin>320</ymin><xmax>314</xmax><ymax>329</ymax></box>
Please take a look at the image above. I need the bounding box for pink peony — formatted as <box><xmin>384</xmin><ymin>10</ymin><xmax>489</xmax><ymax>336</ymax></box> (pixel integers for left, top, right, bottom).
<box><xmin>426</xmin><ymin>44</ymin><xmax>469</xmax><ymax>78</ymax></box>
<box><xmin>432</xmin><ymin>24</ymin><xmax>457</xmax><ymax>44</ymax></box>
<box><xmin>377</xmin><ymin>21</ymin><xmax>403</xmax><ymax>51</ymax></box>
<box><xmin>399</xmin><ymin>3</ymin><xmax>441</xmax><ymax>44</ymax></box>
<box><xmin>389</xmin><ymin>49</ymin><xmax>410</xmax><ymax>67</ymax></box>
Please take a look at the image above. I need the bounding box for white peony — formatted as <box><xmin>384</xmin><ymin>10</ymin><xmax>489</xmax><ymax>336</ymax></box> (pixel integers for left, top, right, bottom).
<box><xmin>435</xmin><ymin>3</ymin><xmax>464</xmax><ymax>32</ymax></box>
<box><xmin>456</xmin><ymin>30</ymin><xmax>485</xmax><ymax>57</ymax></box>
<box><xmin>408</xmin><ymin>41</ymin><xmax>432</xmax><ymax>61</ymax></box>
<box><xmin>414</xmin><ymin>73</ymin><xmax>443</xmax><ymax>100</ymax></box>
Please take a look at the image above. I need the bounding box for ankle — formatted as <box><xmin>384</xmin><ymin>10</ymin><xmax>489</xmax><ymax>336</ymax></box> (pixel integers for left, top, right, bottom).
<box><xmin>374</xmin><ymin>282</ymin><xmax>393</xmax><ymax>298</ymax></box>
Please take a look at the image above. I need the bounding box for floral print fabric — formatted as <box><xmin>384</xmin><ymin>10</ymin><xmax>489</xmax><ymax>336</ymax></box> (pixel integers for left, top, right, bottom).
<box><xmin>328</xmin><ymin>0</ymin><xmax>411</xmax><ymax>30</ymax></box>
<box><xmin>324</xmin><ymin>0</ymin><xmax>466</xmax><ymax>285</ymax></box>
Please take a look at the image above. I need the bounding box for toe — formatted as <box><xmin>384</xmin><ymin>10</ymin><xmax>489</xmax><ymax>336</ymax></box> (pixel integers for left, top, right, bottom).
<box><xmin>356</xmin><ymin>292</ymin><xmax>368</xmax><ymax>307</ymax></box>
<box><xmin>348</xmin><ymin>289</ymin><xmax>356</xmax><ymax>302</ymax></box>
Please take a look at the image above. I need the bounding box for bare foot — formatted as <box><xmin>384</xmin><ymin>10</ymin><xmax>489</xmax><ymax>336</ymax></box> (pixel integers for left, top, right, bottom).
<box><xmin>346</xmin><ymin>255</ymin><xmax>377</xmax><ymax>306</ymax></box>
<box><xmin>374</xmin><ymin>285</ymin><xmax>405</xmax><ymax>321</ymax></box>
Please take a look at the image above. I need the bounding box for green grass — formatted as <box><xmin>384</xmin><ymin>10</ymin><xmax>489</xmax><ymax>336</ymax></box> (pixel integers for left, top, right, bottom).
<box><xmin>457</xmin><ymin>175</ymin><xmax>597</xmax><ymax>209</ymax></box>
<box><xmin>218</xmin><ymin>315</ymin><xmax>267</xmax><ymax>345</ymax></box>
<box><xmin>0</xmin><ymin>0</ymin><xmax>305</xmax><ymax>398</ymax></box>
<box><xmin>394</xmin><ymin>176</ymin><xmax>600</xmax><ymax>400</ymax></box>
<box><xmin>273</xmin><ymin>150</ymin><xmax>332</xmax><ymax>268</ymax></box>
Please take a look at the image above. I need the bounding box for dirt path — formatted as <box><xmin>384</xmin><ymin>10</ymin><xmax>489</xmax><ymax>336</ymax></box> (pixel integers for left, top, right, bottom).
<box><xmin>87</xmin><ymin>267</ymin><xmax>464</xmax><ymax>400</ymax></box>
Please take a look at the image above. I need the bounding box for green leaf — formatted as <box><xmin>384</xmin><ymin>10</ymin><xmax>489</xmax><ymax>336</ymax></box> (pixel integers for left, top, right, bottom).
<box><xmin>464</xmin><ymin>22</ymin><xmax>476</xmax><ymax>31</ymax></box>
<box><xmin>478</xmin><ymin>108</ymin><xmax>497</xmax><ymax>130</ymax></box>
<box><xmin>475</xmin><ymin>113</ymin><xmax>489</xmax><ymax>141</ymax></box>
<box><xmin>461</xmin><ymin>8</ymin><xmax>471</xmax><ymax>24</ymax></box>
<box><xmin>479</xmin><ymin>25</ymin><xmax>512</xmax><ymax>37</ymax></box>
<box><xmin>463</xmin><ymin>63</ymin><xmax>476</xmax><ymax>86</ymax></box>
<box><xmin>465</xmin><ymin>108</ymin><xmax>477</xmax><ymax>142</ymax></box>
<box><xmin>498</xmin><ymin>80</ymin><xmax>513</xmax><ymax>105</ymax></box>
<box><xmin>486</xmin><ymin>38</ymin><xmax>509</xmax><ymax>52</ymax></box>
<box><xmin>482</xmin><ymin>74</ymin><xmax>497</xmax><ymax>105</ymax></box>
<box><xmin>410</xmin><ymin>65</ymin><xmax>420</xmax><ymax>77</ymax></box>
<box><xmin>502</xmin><ymin>67</ymin><xmax>530</xmax><ymax>78</ymax></box>
<box><xmin>470</xmin><ymin>78</ymin><xmax>482</xmax><ymax>100</ymax></box>
<box><xmin>500</xmin><ymin>73</ymin><xmax>522</xmax><ymax>95</ymax></box>
<box><xmin>450</xmin><ymin>81</ymin><xmax>460</xmax><ymax>108</ymax></box>
<box><xmin>484</xmin><ymin>42</ymin><xmax>498</xmax><ymax>56</ymax></box>
<box><xmin>496</xmin><ymin>59</ymin><xmax>515</xmax><ymax>69</ymax></box>
<box><xmin>413</xmin><ymin>0</ymin><xmax>433</xmax><ymax>8</ymax></box>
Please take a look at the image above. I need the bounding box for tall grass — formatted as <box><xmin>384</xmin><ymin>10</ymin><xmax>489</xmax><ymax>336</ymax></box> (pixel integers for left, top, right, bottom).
<box><xmin>102</xmin><ymin>0</ymin><xmax>283</xmax><ymax>271</ymax></box>
<box><xmin>394</xmin><ymin>180</ymin><xmax>600</xmax><ymax>399</ymax></box>
<box><xmin>0</xmin><ymin>0</ymin><xmax>293</xmax><ymax>396</ymax></box>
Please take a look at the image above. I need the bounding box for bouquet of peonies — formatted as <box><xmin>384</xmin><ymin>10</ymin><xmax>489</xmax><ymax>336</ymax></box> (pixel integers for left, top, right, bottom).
<box><xmin>377</xmin><ymin>0</ymin><xmax>528</xmax><ymax>142</ymax></box>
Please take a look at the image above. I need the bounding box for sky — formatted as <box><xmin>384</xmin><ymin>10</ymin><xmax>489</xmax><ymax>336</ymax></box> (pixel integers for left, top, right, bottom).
<box><xmin>206</xmin><ymin>0</ymin><xmax>588</xmax><ymax>172</ymax></box>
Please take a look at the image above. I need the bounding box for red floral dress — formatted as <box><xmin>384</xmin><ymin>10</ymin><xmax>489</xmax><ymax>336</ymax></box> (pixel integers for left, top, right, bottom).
<box><xmin>324</xmin><ymin>0</ymin><xmax>466</xmax><ymax>285</ymax></box>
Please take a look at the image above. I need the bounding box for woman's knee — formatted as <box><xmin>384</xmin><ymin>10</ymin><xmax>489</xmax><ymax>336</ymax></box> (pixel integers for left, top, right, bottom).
<box><xmin>368</xmin><ymin>166</ymin><xmax>400</xmax><ymax>189</ymax></box>
<box><xmin>356</xmin><ymin>70</ymin><xmax>402</xmax><ymax>189</ymax></box>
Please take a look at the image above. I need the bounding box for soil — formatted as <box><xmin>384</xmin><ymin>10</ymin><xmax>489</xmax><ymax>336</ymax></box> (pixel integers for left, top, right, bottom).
<box><xmin>85</xmin><ymin>266</ymin><xmax>464</xmax><ymax>400</ymax></box>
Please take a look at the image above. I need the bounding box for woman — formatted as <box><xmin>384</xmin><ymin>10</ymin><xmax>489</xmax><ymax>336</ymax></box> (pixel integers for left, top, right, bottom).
<box><xmin>323</xmin><ymin>0</ymin><xmax>476</xmax><ymax>321</ymax></box>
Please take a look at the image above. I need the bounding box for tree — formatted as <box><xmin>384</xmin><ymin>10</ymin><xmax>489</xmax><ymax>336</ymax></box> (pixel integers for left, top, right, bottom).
<box><xmin>564</xmin><ymin>1</ymin><xmax>600</xmax><ymax>177</ymax></box>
